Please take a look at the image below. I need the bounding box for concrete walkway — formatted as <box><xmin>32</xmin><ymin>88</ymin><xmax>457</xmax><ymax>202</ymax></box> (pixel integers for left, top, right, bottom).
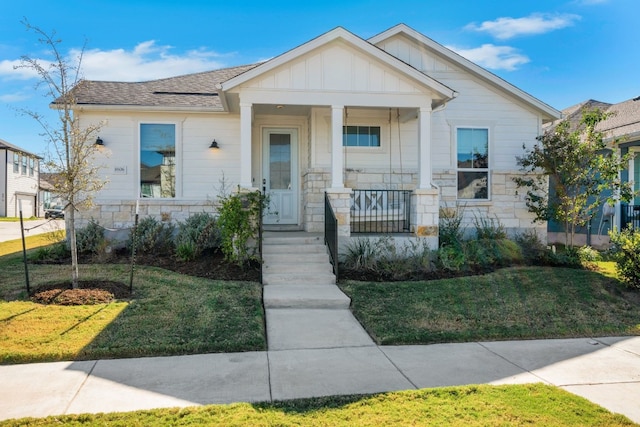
<box><xmin>1</xmin><ymin>337</ymin><xmax>639</xmax><ymax>422</ymax></box>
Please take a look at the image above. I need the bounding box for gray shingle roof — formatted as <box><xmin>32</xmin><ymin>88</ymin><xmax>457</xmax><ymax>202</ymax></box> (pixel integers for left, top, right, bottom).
<box><xmin>544</xmin><ymin>97</ymin><xmax>640</xmax><ymax>143</ymax></box>
<box><xmin>0</xmin><ymin>138</ymin><xmax>40</xmax><ymax>157</ymax></box>
<box><xmin>68</xmin><ymin>63</ymin><xmax>260</xmax><ymax>110</ymax></box>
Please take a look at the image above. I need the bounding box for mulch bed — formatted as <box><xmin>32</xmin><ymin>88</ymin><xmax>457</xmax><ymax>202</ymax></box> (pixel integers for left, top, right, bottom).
<box><xmin>31</xmin><ymin>248</ymin><xmax>261</xmax><ymax>305</ymax></box>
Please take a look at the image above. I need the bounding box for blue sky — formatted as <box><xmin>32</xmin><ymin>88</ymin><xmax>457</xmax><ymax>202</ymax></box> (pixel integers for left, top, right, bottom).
<box><xmin>1</xmin><ymin>0</ymin><xmax>637</xmax><ymax>155</ymax></box>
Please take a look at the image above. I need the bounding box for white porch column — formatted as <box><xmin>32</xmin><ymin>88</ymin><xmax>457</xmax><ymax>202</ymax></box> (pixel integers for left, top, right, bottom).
<box><xmin>331</xmin><ymin>105</ymin><xmax>344</xmax><ymax>189</ymax></box>
<box><xmin>239</xmin><ymin>102</ymin><xmax>253</xmax><ymax>188</ymax></box>
<box><xmin>418</xmin><ymin>106</ymin><xmax>433</xmax><ymax>189</ymax></box>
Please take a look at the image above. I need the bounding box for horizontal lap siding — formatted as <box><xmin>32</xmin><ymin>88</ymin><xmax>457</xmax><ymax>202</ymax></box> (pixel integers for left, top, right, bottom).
<box><xmin>83</xmin><ymin>112</ymin><xmax>241</xmax><ymax>201</ymax></box>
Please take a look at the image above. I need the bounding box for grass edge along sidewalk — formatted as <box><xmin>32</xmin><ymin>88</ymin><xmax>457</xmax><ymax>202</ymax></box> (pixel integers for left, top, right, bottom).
<box><xmin>0</xmin><ymin>384</ymin><xmax>636</xmax><ymax>426</ymax></box>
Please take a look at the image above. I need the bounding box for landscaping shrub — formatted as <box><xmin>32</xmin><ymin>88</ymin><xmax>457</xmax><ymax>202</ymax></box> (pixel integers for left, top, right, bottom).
<box><xmin>76</xmin><ymin>220</ymin><xmax>107</xmax><ymax>255</ymax></box>
<box><xmin>609</xmin><ymin>227</ymin><xmax>640</xmax><ymax>289</ymax></box>
<box><xmin>342</xmin><ymin>237</ymin><xmax>434</xmax><ymax>280</ymax></box>
<box><xmin>129</xmin><ymin>216</ymin><xmax>175</xmax><ymax>255</ymax></box>
<box><xmin>514</xmin><ymin>230</ymin><xmax>547</xmax><ymax>264</ymax></box>
<box><xmin>175</xmin><ymin>212</ymin><xmax>220</xmax><ymax>261</ymax></box>
<box><xmin>473</xmin><ymin>214</ymin><xmax>507</xmax><ymax>240</ymax></box>
<box><xmin>217</xmin><ymin>190</ymin><xmax>266</xmax><ymax>265</ymax></box>
<box><xmin>439</xmin><ymin>205</ymin><xmax>465</xmax><ymax>248</ymax></box>
<box><xmin>434</xmin><ymin>245</ymin><xmax>467</xmax><ymax>272</ymax></box>
<box><xmin>342</xmin><ymin>238</ymin><xmax>379</xmax><ymax>271</ymax></box>
<box><xmin>30</xmin><ymin>241</ymin><xmax>69</xmax><ymax>262</ymax></box>
<box><xmin>577</xmin><ymin>245</ymin><xmax>601</xmax><ymax>263</ymax></box>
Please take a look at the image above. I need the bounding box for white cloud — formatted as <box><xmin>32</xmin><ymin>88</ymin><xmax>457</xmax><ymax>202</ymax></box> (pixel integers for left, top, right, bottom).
<box><xmin>448</xmin><ymin>44</ymin><xmax>530</xmax><ymax>71</ymax></box>
<box><xmin>72</xmin><ymin>41</ymin><xmax>228</xmax><ymax>81</ymax></box>
<box><xmin>0</xmin><ymin>92</ymin><xmax>30</xmax><ymax>102</ymax></box>
<box><xmin>466</xmin><ymin>13</ymin><xmax>581</xmax><ymax>40</ymax></box>
<box><xmin>0</xmin><ymin>41</ymin><xmax>229</xmax><ymax>83</ymax></box>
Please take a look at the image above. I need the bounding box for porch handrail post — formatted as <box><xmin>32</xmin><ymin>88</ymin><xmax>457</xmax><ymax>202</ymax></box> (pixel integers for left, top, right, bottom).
<box><xmin>331</xmin><ymin>105</ymin><xmax>344</xmax><ymax>188</ymax></box>
<box><xmin>239</xmin><ymin>102</ymin><xmax>253</xmax><ymax>188</ymax></box>
<box><xmin>418</xmin><ymin>106</ymin><xmax>432</xmax><ymax>189</ymax></box>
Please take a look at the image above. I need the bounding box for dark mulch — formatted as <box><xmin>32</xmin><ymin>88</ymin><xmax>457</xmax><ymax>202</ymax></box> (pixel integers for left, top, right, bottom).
<box><xmin>31</xmin><ymin>248</ymin><xmax>261</xmax><ymax>305</ymax></box>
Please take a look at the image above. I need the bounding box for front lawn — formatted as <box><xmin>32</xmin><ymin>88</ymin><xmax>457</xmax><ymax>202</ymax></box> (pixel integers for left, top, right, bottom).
<box><xmin>0</xmin><ymin>384</ymin><xmax>635</xmax><ymax>426</ymax></box>
<box><xmin>0</xmin><ymin>239</ymin><xmax>265</xmax><ymax>364</ymax></box>
<box><xmin>340</xmin><ymin>266</ymin><xmax>640</xmax><ymax>345</ymax></box>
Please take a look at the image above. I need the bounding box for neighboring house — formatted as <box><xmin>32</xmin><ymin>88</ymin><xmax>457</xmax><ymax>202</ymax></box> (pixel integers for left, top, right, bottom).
<box><xmin>39</xmin><ymin>172</ymin><xmax>64</xmax><ymax>210</ymax></box>
<box><xmin>546</xmin><ymin>97</ymin><xmax>640</xmax><ymax>247</ymax></box>
<box><xmin>0</xmin><ymin>138</ymin><xmax>41</xmax><ymax>218</ymax></box>
<box><xmin>67</xmin><ymin>24</ymin><xmax>560</xmax><ymax>249</ymax></box>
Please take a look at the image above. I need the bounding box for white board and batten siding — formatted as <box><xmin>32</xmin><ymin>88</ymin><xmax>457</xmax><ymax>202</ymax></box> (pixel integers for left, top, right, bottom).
<box><xmin>377</xmin><ymin>34</ymin><xmax>544</xmax><ymax>172</ymax></box>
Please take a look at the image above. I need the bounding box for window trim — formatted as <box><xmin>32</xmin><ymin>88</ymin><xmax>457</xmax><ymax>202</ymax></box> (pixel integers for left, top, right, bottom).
<box><xmin>138</xmin><ymin>122</ymin><xmax>180</xmax><ymax>199</ymax></box>
<box><xmin>21</xmin><ymin>155</ymin><xmax>28</xmax><ymax>175</ymax></box>
<box><xmin>13</xmin><ymin>152</ymin><xmax>19</xmax><ymax>174</ymax></box>
<box><xmin>454</xmin><ymin>125</ymin><xmax>491</xmax><ymax>201</ymax></box>
<box><xmin>342</xmin><ymin>125</ymin><xmax>382</xmax><ymax>148</ymax></box>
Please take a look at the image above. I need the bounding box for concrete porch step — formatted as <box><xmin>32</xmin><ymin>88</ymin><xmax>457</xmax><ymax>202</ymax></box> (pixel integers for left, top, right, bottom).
<box><xmin>262</xmin><ymin>252</ymin><xmax>330</xmax><ymax>264</ymax></box>
<box><xmin>262</xmin><ymin>272</ymin><xmax>336</xmax><ymax>286</ymax></box>
<box><xmin>262</xmin><ymin>243</ymin><xmax>328</xmax><ymax>254</ymax></box>
<box><xmin>263</xmin><ymin>232</ymin><xmax>324</xmax><ymax>246</ymax></box>
<box><xmin>263</xmin><ymin>262</ymin><xmax>333</xmax><ymax>274</ymax></box>
<box><xmin>264</xmin><ymin>285</ymin><xmax>351</xmax><ymax>309</ymax></box>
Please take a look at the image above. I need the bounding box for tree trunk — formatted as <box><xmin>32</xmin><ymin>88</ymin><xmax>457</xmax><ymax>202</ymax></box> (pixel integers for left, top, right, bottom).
<box><xmin>68</xmin><ymin>207</ymin><xmax>79</xmax><ymax>289</ymax></box>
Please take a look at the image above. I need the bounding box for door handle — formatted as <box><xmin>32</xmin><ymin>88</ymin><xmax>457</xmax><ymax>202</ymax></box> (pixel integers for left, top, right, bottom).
<box><xmin>262</xmin><ymin>178</ymin><xmax>266</xmax><ymax>194</ymax></box>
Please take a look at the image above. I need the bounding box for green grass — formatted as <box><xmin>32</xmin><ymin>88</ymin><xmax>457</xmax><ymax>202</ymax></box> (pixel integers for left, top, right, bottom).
<box><xmin>0</xmin><ymin>217</ymin><xmax>39</xmax><ymax>222</ymax></box>
<box><xmin>0</xmin><ymin>259</ymin><xmax>265</xmax><ymax>364</ymax></box>
<box><xmin>1</xmin><ymin>384</ymin><xmax>635</xmax><ymax>426</ymax></box>
<box><xmin>0</xmin><ymin>231</ymin><xmax>66</xmax><ymax>259</ymax></box>
<box><xmin>340</xmin><ymin>266</ymin><xmax>640</xmax><ymax>345</ymax></box>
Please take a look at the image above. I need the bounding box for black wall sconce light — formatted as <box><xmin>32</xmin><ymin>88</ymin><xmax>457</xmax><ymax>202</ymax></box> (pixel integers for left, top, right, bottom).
<box><xmin>209</xmin><ymin>139</ymin><xmax>220</xmax><ymax>149</ymax></box>
<box><xmin>95</xmin><ymin>137</ymin><xmax>104</xmax><ymax>146</ymax></box>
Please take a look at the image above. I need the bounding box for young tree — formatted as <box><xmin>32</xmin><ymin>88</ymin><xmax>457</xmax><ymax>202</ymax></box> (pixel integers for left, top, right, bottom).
<box><xmin>514</xmin><ymin>108</ymin><xmax>634</xmax><ymax>247</ymax></box>
<box><xmin>16</xmin><ymin>20</ymin><xmax>106</xmax><ymax>288</ymax></box>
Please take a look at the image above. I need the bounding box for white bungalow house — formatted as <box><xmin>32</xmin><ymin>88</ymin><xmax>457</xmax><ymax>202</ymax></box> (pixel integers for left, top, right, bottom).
<box><xmin>69</xmin><ymin>24</ymin><xmax>560</xmax><ymax>248</ymax></box>
<box><xmin>0</xmin><ymin>138</ymin><xmax>41</xmax><ymax>218</ymax></box>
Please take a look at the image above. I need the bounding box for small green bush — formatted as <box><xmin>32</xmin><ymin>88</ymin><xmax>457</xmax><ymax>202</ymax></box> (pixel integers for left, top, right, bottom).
<box><xmin>217</xmin><ymin>190</ymin><xmax>266</xmax><ymax>265</ymax></box>
<box><xmin>129</xmin><ymin>217</ymin><xmax>175</xmax><ymax>255</ymax></box>
<box><xmin>30</xmin><ymin>241</ymin><xmax>69</xmax><ymax>261</ymax></box>
<box><xmin>609</xmin><ymin>227</ymin><xmax>640</xmax><ymax>289</ymax></box>
<box><xmin>514</xmin><ymin>230</ymin><xmax>548</xmax><ymax>264</ymax></box>
<box><xmin>176</xmin><ymin>241</ymin><xmax>197</xmax><ymax>262</ymax></box>
<box><xmin>473</xmin><ymin>215</ymin><xmax>507</xmax><ymax>240</ymax></box>
<box><xmin>577</xmin><ymin>245</ymin><xmax>601</xmax><ymax>262</ymax></box>
<box><xmin>434</xmin><ymin>245</ymin><xmax>467</xmax><ymax>272</ymax></box>
<box><xmin>175</xmin><ymin>212</ymin><xmax>220</xmax><ymax>260</ymax></box>
<box><xmin>439</xmin><ymin>205</ymin><xmax>465</xmax><ymax>248</ymax></box>
<box><xmin>342</xmin><ymin>238</ymin><xmax>379</xmax><ymax>271</ymax></box>
<box><xmin>76</xmin><ymin>221</ymin><xmax>106</xmax><ymax>255</ymax></box>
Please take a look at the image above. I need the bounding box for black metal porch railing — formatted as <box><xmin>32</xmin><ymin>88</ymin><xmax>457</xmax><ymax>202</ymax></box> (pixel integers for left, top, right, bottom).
<box><xmin>350</xmin><ymin>189</ymin><xmax>412</xmax><ymax>233</ymax></box>
<box><xmin>621</xmin><ymin>203</ymin><xmax>640</xmax><ymax>230</ymax></box>
<box><xmin>324</xmin><ymin>192</ymin><xmax>339</xmax><ymax>280</ymax></box>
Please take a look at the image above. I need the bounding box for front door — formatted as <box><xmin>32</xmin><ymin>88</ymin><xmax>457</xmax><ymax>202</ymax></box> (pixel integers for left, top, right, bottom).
<box><xmin>262</xmin><ymin>128</ymin><xmax>298</xmax><ymax>225</ymax></box>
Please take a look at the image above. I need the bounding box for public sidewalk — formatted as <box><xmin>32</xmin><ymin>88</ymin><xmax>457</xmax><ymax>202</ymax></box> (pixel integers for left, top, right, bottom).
<box><xmin>0</xmin><ymin>219</ymin><xmax>64</xmax><ymax>243</ymax></box>
<box><xmin>1</xmin><ymin>336</ymin><xmax>639</xmax><ymax>423</ymax></box>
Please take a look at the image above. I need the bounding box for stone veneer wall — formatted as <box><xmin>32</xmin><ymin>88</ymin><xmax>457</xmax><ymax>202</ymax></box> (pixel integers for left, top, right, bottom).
<box><xmin>433</xmin><ymin>169</ymin><xmax>547</xmax><ymax>240</ymax></box>
<box><xmin>75</xmin><ymin>199</ymin><xmax>218</xmax><ymax>230</ymax></box>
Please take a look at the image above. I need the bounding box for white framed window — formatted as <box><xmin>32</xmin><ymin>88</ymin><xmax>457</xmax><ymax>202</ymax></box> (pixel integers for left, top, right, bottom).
<box><xmin>21</xmin><ymin>155</ymin><xmax>28</xmax><ymax>175</ymax></box>
<box><xmin>343</xmin><ymin>125</ymin><xmax>381</xmax><ymax>147</ymax></box>
<box><xmin>29</xmin><ymin>157</ymin><xmax>35</xmax><ymax>176</ymax></box>
<box><xmin>457</xmin><ymin>127</ymin><xmax>489</xmax><ymax>200</ymax></box>
<box><xmin>140</xmin><ymin>123</ymin><xmax>176</xmax><ymax>198</ymax></box>
<box><xmin>13</xmin><ymin>153</ymin><xmax>19</xmax><ymax>174</ymax></box>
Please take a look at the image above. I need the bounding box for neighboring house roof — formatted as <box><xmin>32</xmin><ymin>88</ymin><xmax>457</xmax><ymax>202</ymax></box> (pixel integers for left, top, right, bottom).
<box><xmin>545</xmin><ymin>97</ymin><xmax>640</xmax><ymax>143</ymax></box>
<box><xmin>40</xmin><ymin>172</ymin><xmax>62</xmax><ymax>191</ymax></box>
<box><xmin>369</xmin><ymin>24</ymin><xmax>561</xmax><ymax>121</ymax></box>
<box><xmin>0</xmin><ymin>138</ymin><xmax>41</xmax><ymax>158</ymax></box>
<box><xmin>67</xmin><ymin>64</ymin><xmax>260</xmax><ymax>111</ymax></box>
